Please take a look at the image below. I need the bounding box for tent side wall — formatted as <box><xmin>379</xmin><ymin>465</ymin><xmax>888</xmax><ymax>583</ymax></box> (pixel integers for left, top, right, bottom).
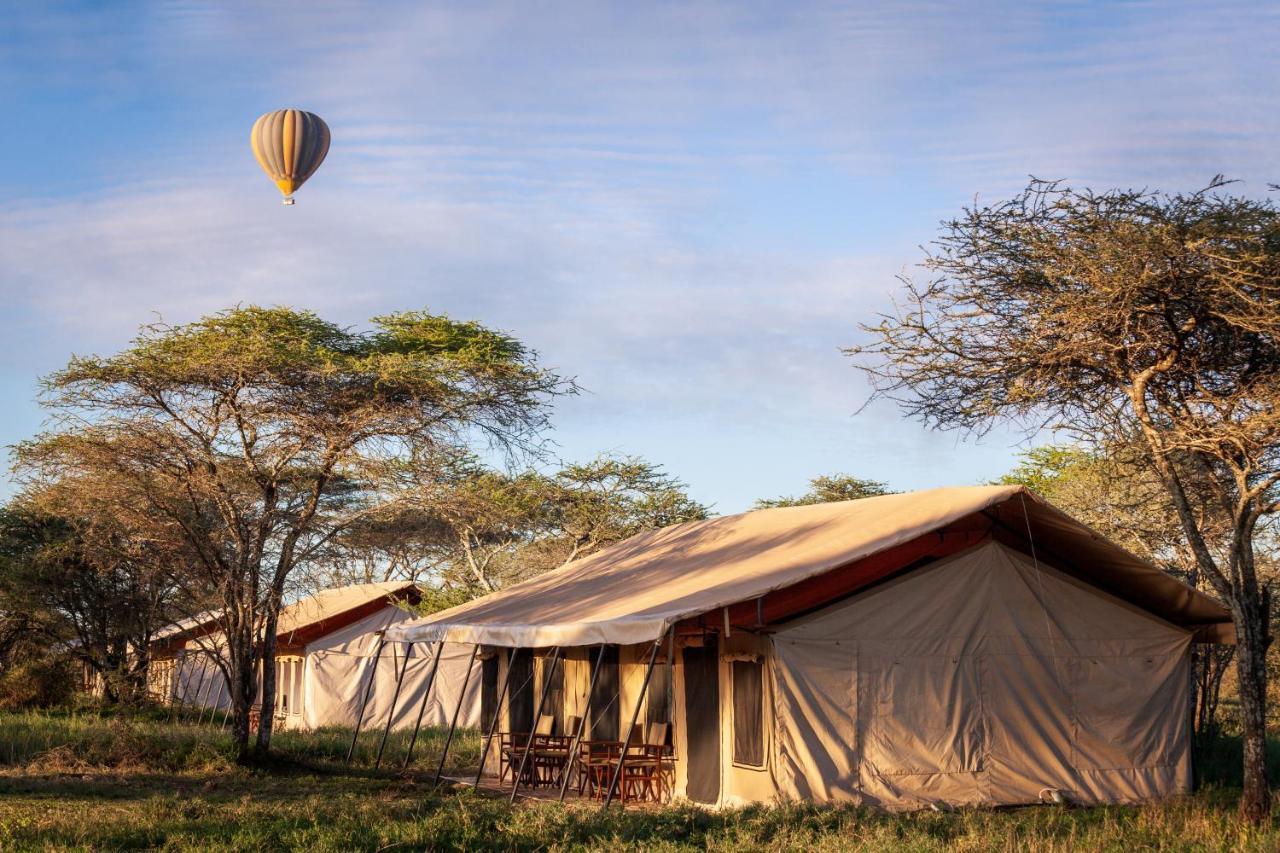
<box><xmin>304</xmin><ymin>606</ymin><xmax>482</xmax><ymax>732</ymax></box>
<box><xmin>770</xmin><ymin>541</ymin><xmax>1193</xmax><ymax>810</ymax></box>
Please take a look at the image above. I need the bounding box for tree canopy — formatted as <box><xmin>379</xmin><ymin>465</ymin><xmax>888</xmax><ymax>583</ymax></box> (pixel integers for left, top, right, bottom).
<box><xmin>315</xmin><ymin>453</ymin><xmax>710</xmax><ymax>597</ymax></box>
<box><xmin>754</xmin><ymin>474</ymin><xmax>894</xmax><ymax>509</ymax></box>
<box><xmin>17</xmin><ymin>306</ymin><xmax>570</xmax><ymax>759</ymax></box>
<box><xmin>850</xmin><ymin>178</ymin><xmax>1280</xmax><ymax>820</ymax></box>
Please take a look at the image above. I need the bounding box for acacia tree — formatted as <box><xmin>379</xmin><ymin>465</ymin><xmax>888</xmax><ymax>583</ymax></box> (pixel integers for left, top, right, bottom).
<box><xmin>18</xmin><ymin>307</ymin><xmax>568</xmax><ymax>760</ymax></box>
<box><xmin>322</xmin><ymin>454</ymin><xmax>709</xmax><ymax>597</ymax></box>
<box><xmin>0</xmin><ymin>497</ymin><xmax>180</xmax><ymax>704</ymax></box>
<box><xmin>849</xmin><ymin>178</ymin><xmax>1280</xmax><ymax>820</ymax></box>
<box><xmin>754</xmin><ymin>474</ymin><xmax>893</xmax><ymax>509</ymax></box>
<box><xmin>540</xmin><ymin>455</ymin><xmax>710</xmax><ymax>568</ymax></box>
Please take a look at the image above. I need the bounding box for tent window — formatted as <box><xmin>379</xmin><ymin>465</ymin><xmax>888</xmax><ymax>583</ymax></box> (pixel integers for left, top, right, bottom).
<box><xmin>732</xmin><ymin>659</ymin><xmax>765</xmax><ymax>768</ymax></box>
<box><xmin>647</xmin><ymin>655</ymin><xmax>672</xmax><ymax>726</ymax></box>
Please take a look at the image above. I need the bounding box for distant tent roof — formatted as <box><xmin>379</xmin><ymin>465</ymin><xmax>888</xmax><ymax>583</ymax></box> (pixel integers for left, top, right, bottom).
<box><xmin>152</xmin><ymin>582</ymin><xmax>418</xmax><ymax>653</ymax></box>
<box><xmin>275</xmin><ymin>581</ymin><xmax>417</xmax><ymax>648</ymax></box>
<box><xmin>152</xmin><ymin>610</ymin><xmax>221</xmax><ymax>642</ymax></box>
<box><xmin>384</xmin><ymin>485</ymin><xmax>1233</xmax><ymax>648</ymax></box>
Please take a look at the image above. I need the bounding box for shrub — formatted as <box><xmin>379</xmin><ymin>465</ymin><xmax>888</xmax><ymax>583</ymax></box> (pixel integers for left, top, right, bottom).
<box><xmin>0</xmin><ymin>657</ymin><xmax>75</xmax><ymax>711</ymax></box>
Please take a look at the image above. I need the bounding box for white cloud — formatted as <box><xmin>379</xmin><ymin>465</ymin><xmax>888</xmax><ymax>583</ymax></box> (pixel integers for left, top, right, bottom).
<box><xmin>4</xmin><ymin>0</ymin><xmax>1279</xmax><ymax>508</ymax></box>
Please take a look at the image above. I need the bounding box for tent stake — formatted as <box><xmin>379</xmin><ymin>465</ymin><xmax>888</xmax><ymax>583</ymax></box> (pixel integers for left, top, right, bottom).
<box><xmin>510</xmin><ymin>647</ymin><xmax>562</xmax><ymax>803</ymax></box>
<box><xmin>603</xmin><ymin>635</ymin><xmax>664</xmax><ymax>810</ymax></box>
<box><xmin>559</xmin><ymin>643</ymin><xmax>608</xmax><ymax>802</ymax></box>
<box><xmin>402</xmin><ymin>641</ymin><xmax>444</xmax><ymax>769</ymax></box>
<box><xmin>475</xmin><ymin>647</ymin><xmax>520</xmax><ymax>787</ymax></box>
<box><xmin>433</xmin><ymin>644</ymin><xmax>478</xmax><ymax>784</ymax></box>
<box><xmin>346</xmin><ymin>633</ymin><xmax>386</xmax><ymax>765</ymax></box>
<box><xmin>374</xmin><ymin>643</ymin><xmax>414</xmax><ymax>770</ymax></box>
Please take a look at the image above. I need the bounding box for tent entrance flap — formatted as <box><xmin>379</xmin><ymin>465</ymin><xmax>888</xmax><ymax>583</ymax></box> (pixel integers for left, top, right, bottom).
<box><xmin>683</xmin><ymin>642</ymin><xmax>721</xmax><ymax>804</ymax></box>
<box><xmin>590</xmin><ymin>646</ymin><xmax>620</xmax><ymax>740</ymax></box>
<box><xmin>508</xmin><ymin>651</ymin><xmax>534</xmax><ymax>733</ymax></box>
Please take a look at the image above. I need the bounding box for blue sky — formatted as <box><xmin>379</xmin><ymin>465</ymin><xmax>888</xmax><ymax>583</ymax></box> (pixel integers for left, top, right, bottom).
<box><xmin>2</xmin><ymin>1</ymin><xmax>1278</xmax><ymax>513</ymax></box>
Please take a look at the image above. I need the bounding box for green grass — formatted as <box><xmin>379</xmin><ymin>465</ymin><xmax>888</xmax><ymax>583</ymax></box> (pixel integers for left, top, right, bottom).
<box><xmin>1</xmin><ymin>709</ymin><xmax>1279</xmax><ymax>851</ymax></box>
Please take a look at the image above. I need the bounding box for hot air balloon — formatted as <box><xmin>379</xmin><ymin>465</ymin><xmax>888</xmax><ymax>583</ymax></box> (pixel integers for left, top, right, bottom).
<box><xmin>250</xmin><ymin>109</ymin><xmax>330</xmax><ymax>205</ymax></box>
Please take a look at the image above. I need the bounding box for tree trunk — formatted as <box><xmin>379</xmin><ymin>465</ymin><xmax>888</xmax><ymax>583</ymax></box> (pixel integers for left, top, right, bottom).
<box><xmin>1233</xmin><ymin>593</ymin><xmax>1271</xmax><ymax>823</ymax></box>
<box><xmin>228</xmin><ymin>629</ymin><xmax>256</xmax><ymax>765</ymax></box>
<box><xmin>255</xmin><ymin>608</ymin><xmax>282</xmax><ymax>756</ymax></box>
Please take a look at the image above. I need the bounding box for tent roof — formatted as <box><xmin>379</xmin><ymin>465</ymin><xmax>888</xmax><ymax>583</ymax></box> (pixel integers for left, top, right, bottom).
<box><xmin>384</xmin><ymin>485</ymin><xmax>1233</xmax><ymax>648</ymax></box>
<box><xmin>152</xmin><ymin>582</ymin><xmax>418</xmax><ymax>653</ymax></box>
<box><xmin>275</xmin><ymin>581</ymin><xmax>417</xmax><ymax>646</ymax></box>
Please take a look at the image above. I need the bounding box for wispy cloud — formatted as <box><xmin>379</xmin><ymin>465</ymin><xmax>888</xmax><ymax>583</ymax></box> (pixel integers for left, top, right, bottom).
<box><xmin>2</xmin><ymin>0</ymin><xmax>1278</xmax><ymax>509</ymax></box>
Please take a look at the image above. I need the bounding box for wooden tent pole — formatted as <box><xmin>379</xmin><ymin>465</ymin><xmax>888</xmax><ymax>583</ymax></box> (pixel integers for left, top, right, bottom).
<box><xmin>474</xmin><ymin>647</ymin><xmax>520</xmax><ymax>787</ymax></box>
<box><xmin>433</xmin><ymin>644</ymin><xmax>478</xmax><ymax>784</ymax></box>
<box><xmin>509</xmin><ymin>647</ymin><xmax>562</xmax><ymax>803</ymax></box>
<box><xmin>559</xmin><ymin>643</ymin><xmax>608</xmax><ymax>802</ymax></box>
<box><xmin>346</xmin><ymin>633</ymin><xmax>386</xmax><ymax>765</ymax></box>
<box><xmin>374</xmin><ymin>643</ymin><xmax>414</xmax><ymax>770</ymax></box>
<box><xmin>402</xmin><ymin>640</ymin><xmax>444</xmax><ymax>769</ymax></box>
<box><xmin>603</xmin><ymin>635</ymin><xmax>664</xmax><ymax>810</ymax></box>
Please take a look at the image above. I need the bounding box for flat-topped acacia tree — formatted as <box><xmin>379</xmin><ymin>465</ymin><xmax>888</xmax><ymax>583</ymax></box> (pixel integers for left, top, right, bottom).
<box><xmin>849</xmin><ymin>179</ymin><xmax>1280</xmax><ymax>822</ymax></box>
<box><xmin>19</xmin><ymin>306</ymin><xmax>570</xmax><ymax>760</ymax></box>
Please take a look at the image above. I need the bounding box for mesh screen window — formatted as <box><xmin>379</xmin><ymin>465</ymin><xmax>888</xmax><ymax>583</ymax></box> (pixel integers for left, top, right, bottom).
<box><xmin>732</xmin><ymin>659</ymin><xmax>764</xmax><ymax>767</ymax></box>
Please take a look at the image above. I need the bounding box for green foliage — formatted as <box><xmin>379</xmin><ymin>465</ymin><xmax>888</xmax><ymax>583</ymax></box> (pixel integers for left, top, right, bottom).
<box><xmin>0</xmin><ymin>710</ymin><xmax>1278</xmax><ymax>850</ymax></box>
<box><xmin>0</xmin><ymin>503</ymin><xmax>173</xmax><ymax>704</ymax></box>
<box><xmin>411</xmin><ymin>584</ymin><xmax>475</xmax><ymax>616</ymax></box>
<box><xmin>993</xmin><ymin>446</ymin><xmax>1098</xmax><ymax>496</ymax></box>
<box><xmin>22</xmin><ymin>305</ymin><xmax>569</xmax><ymax>754</ymax></box>
<box><xmin>328</xmin><ymin>453</ymin><xmax>710</xmax><ymax>597</ymax></box>
<box><xmin>0</xmin><ymin>659</ymin><xmax>75</xmax><ymax>712</ymax></box>
<box><xmin>0</xmin><ymin>707</ymin><xmax>481</xmax><ymax>775</ymax></box>
<box><xmin>755</xmin><ymin>474</ymin><xmax>894</xmax><ymax>509</ymax></box>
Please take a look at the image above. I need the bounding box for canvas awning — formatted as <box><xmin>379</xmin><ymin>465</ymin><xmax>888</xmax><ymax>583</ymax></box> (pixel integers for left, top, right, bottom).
<box><xmin>384</xmin><ymin>485</ymin><xmax>1234</xmax><ymax>648</ymax></box>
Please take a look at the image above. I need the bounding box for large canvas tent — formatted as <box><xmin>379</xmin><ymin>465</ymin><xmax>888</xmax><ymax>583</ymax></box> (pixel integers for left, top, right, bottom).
<box><xmin>383</xmin><ymin>485</ymin><xmax>1233</xmax><ymax>809</ymax></box>
<box><xmin>159</xmin><ymin>582</ymin><xmax>481</xmax><ymax>732</ymax></box>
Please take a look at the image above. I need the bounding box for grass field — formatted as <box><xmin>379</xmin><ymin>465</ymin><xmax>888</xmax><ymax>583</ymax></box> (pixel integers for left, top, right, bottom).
<box><xmin>1</xmin><ymin>709</ymin><xmax>1279</xmax><ymax>851</ymax></box>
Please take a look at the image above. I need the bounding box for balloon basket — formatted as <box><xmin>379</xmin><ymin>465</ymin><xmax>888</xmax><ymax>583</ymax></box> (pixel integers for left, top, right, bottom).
<box><xmin>282</xmin><ymin>197</ymin><xmax>296</xmax><ymax>206</ymax></box>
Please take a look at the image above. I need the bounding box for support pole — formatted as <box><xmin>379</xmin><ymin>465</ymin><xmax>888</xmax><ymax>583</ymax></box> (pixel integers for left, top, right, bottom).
<box><xmin>403</xmin><ymin>641</ymin><xmax>443</xmax><ymax>769</ymax></box>
<box><xmin>202</xmin><ymin>674</ymin><xmax>226</xmax><ymax>728</ymax></box>
<box><xmin>559</xmin><ymin>643</ymin><xmax>608</xmax><ymax>802</ymax></box>
<box><xmin>374</xmin><ymin>643</ymin><xmax>414</xmax><ymax>770</ymax></box>
<box><xmin>603</xmin><ymin>635</ymin><xmax>664</xmax><ymax>809</ymax></box>
<box><xmin>433</xmin><ymin>644</ymin><xmax>478</xmax><ymax>784</ymax></box>
<box><xmin>475</xmin><ymin>647</ymin><xmax>521</xmax><ymax>787</ymax></box>
<box><xmin>510</xmin><ymin>648</ymin><xmax>562</xmax><ymax>803</ymax></box>
<box><xmin>220</xmin><ymin>669</ymin><xmax>233</xmax><ymax>732</ymax></box>
<box><xmin>346</xmin><ymin>634</ymin><xmax>386</xmax><ymax>765</ymax></box>
<box><xmin>191</xmin><ymin>657</ymin><xmax>216</xmax><ymax>726</ymax></box>
<box><xmin>169</xmin><ymin>652</ymin><xmax>193</xmax><ymax>724</ymax></box>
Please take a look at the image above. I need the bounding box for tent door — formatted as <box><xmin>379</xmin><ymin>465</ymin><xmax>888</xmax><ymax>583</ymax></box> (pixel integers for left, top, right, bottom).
<box><xmin>508</xmin><ymin>650</ymin><xmax>534</xmax><ymax>733</ymax></box>
<box><xmin>589</xmin><ymin>645</ymin><xmax>621</xmax><ymax>740</ymax></box>
<box><xmin>682</xmin><ymin>642</ymin><xmax>721</xmax><ymax>804</ymax></box>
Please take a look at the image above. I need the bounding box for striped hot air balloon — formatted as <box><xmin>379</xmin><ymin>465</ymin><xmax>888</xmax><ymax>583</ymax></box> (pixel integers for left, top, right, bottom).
<box><xmin>250</xmin><ymin>109</ymin><xmax>330</xmax><ymax>205</ymax></box>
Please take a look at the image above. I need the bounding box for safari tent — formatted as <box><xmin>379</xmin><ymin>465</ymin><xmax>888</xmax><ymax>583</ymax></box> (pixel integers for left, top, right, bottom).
<box><xmin>382</xmin><ymin>485</ymin><xmax>1233</xmax><ymax>810</ymax></box>
<box><xmin>159</xmin><ymin>582</ymin><xmax>481</xmax><ymax>732</ymax></box>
